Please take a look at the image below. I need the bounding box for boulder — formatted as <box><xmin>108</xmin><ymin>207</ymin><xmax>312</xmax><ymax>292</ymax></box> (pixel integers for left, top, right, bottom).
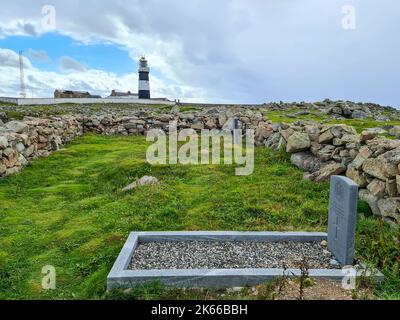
<box><xmin>218</xmin><ymin>113</ymin><xmax>228</xmax><ymax>126</ymax></box>
<box><xmin>191</xmin><ymin>123</ymin><xmax>204</xmax><ymax>130</ymax></box>
<box><xmin>367</xmin><ymin>137</ymin><xmax>400</xmax><ymax>154</ymax></box>
<box><xmin>386</xmin><ymin>179</ymin><xmax>398</xmax><ymax>197</ymax></box>
<box><xmin>318</xmin><ymin>129</ymin><xmax>334</xmax><ymax>144</ymax></box>
<box><xmin>359</xmin><ymin>146</ymin><xmax>373</xmax><ymax>159</ymax></box>
<box><xmin>377</xmin><ymin>198</ymin><xmax>400</xmax><ymax>223</ymax></box>
<box><xmin>255</xmin><ymin>125</ymin><xmax>273</xmax><ymax>141</ymax></box>
<box><xmin>350</xmin><ymin>154</ymin><xmax>366</xmax><ymax>170</ymax></box>
<box><xmin>24</xmin><ymin>145</ymin><xmax>35</xmax><ymax>158</ymax></box>
<box><xmin>0</xmin><ymin>162</ymin><xmax>6</xmax><ymax>175</ymax></box>
<box><xmin>15</xmin><ymin>142</ymin><xmax>25</xmax><ymax>153</ymax></box>
<box><xmin>122</xmin><ymin>176</ymin><xmax>159</xmax><ymax>191</ymax></box>
<box><xmin>316</xmin><ymin>145</ymin><xmax>335</xmax><ymax>161</ymax></box>
<box><xmin>4</xmin><ymin>121</ymin><xmax>28</xmax><ymax>134</ymax></box>
<box><xmin>362</xmin><ymin>158</ymin><xmax>399</xmax><ymax>180</ymax></box>
<box><xmin>382</xmin><ymin>148</ymin><xmax>400</xmax><ymax>165</ymax></box>
<box><xmin>265</xmin><ymin>132</ymin><xmax>281</xmax><ymax>149</ymax></box>
<box><xmin>346</xmin><ymin>166</ymin><xmax>367</xmax><ymax>187</ymax></box>
<box><xmin>286</xmin><ymin>132</ymin><xmax>311</xmax><ymax>153</ymax></box>
<box><xmin>18</xmin><ymin>154</ymin><xmax>28</xmax><ymax>166</ymax></box>
<box><xmin>5</xmin><ymin>166</ymin><xmax>21</xmax><ymax>176</ymax></box>
<box><xmin>388</xmin><ymin>126</ymin><xmax>400</xmax><ymax>138</ymax></box>
<box><xmin>367</xmin><ymin>179</ymin><xmax>386</xmax><ymax>199</ymax></box>
<box><xmin>291</xmin><ymin>152</ymin><xmax>321</xmax><ymax>173</ymax></box>
<box><xmin>333</xmin><ymin>134</ymin><xmax>360</xmax><ymax>146</ymax></box>
<box><xmin>3</xmin><ymin>149</ymin><xmax>19</xmax><ymax>168</ymax></box>
<box><xmin>331</xmin><ymin>125</ymin><xmax>357</xmax><ymax>138</ymax></box>
<box><xmin>360</xmin><ymin>129</ymin><xmax>380</xmax><ymax>142</ymax></box>
<box><xmin>359</xmin><ymin>189</ymin><xmax>380</xmax><ymax>216</ymax></box>
<box><xmin>352</xmin><ymin>110</ymin><xmax>369</xmax><ymax>119</ymax></box>
<box><xmin>313</xmin><ymin>162</ymin><xmax>346</xmax><ymax>183</ymax></box>
<box><xmin>205</xmin><ymin>118</ymin><xmax>217</xmax><ymax>129</ymax></box>
<box><xmin>280</xmin><ymin>128</ymin><xmax>295</xmax><ymax>141</ymax></box>
<box><xmin>0</xmin><ymin>136</ymin><xmax>8</xmax><ymax>149</ymax></box>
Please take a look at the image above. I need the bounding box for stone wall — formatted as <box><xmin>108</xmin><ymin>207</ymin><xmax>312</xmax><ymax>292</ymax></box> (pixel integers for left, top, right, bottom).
<box><xmin>1</xmin><ymin>104</ymin><xmax>399</xmax><ymax>228</ymax></box>
<box><xmin>0</xmin><ymin>116</ymin><xmax>82</xmax><ymax>177</ymax></box>
<box><xmin>254</xmin><ymin>121</ymin><xmax>400</xmax><ymax>228</ymax></box>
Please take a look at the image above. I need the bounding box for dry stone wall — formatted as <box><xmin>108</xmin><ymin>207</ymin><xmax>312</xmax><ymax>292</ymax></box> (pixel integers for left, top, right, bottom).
<box><xmin>1</xmin><ymin>101</ymin><xmax>400</xmax><ymax>228</ymax></box>
<box><xmin>0</xmin><ymin>116</ymin><xmax>82</xmax><ymax>177</ymax></box>
<box><xmin>255</xmin><ymin>121</ymin><xmax>400</xmax><ymax>228</ymax></box>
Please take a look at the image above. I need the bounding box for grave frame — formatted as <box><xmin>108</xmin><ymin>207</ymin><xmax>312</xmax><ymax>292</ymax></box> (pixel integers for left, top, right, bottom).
<box><xmin>107</xmin><ymin>231</ymin><xmax>383</xmax><ymax>290</ymax></box>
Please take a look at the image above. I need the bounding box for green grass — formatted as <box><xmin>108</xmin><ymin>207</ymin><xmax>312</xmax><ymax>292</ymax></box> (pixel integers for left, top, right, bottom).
<box><xmin>267</xmin><ymin>108</ymin><xmax>400</xmax><ymax>134</ymax></box>
<box><xmin>0</xmin><ymin>134</ymin><xmax>398</xmax><ymax>300</ymax></box>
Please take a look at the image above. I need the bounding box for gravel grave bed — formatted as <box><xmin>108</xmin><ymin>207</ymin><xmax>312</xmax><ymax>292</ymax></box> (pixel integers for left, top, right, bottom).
<box><xmin>129</xmin><ymin>241</ymin><xmax>340</xmax><ymax>270</ymax></box>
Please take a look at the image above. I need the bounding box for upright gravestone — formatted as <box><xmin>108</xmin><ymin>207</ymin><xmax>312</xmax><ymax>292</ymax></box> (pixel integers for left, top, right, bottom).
<box><xmin>233</xmin><ymin>118</ymin><xmax>241</xmax><ymax>145</ymax></box>
<box><xmin>328</xmin><ymin>175</ymin><xmax>358</xmax><ymax>266</ymax></box>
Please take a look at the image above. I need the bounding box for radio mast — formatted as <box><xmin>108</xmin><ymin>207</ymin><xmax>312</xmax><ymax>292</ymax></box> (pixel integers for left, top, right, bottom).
<box><xmin>19</xmin><ymin>51</ymin><xmax>27</xmax><ymax>98</ymax></box>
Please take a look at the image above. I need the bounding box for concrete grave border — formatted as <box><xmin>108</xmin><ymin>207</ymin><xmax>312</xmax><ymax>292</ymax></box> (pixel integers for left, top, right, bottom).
<box><xmin>107</xmin><ymin>231</ymin><xmax>384</xmax><ymax>290</ymax></box>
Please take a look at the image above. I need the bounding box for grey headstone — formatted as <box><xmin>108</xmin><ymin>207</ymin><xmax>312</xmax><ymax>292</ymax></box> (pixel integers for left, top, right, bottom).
<box><xmin>233</xmin><ymin>118</ymin><xmax>241</xmax><ymax>145</ymax></box>
<box><xmin>328</xmin><ymin>175</ymin><xmax>358</xmax><ymax>266</ymax></box>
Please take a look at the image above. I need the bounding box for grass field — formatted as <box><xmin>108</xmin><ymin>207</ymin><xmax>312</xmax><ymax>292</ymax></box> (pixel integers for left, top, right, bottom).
<box><xmin>0</xmin><ymin>134</ymin><xmax>398</xmax><ymax>300</ymax></box>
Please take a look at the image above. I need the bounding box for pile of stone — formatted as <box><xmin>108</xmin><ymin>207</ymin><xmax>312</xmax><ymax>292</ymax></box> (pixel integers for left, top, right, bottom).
<box><xmin>263</xmin><ymin>99</ymin><xmax>398</xmax><ymax>122</ymax></box>
<box><xmin>0</xmin><ymin>116</ymin><xmax>82</xmax><ymax>177</ymax></box>
<box><xmin>254</xmin><ymin>120</ymin><xmax>400</xmax><ymax>227</ymax></box>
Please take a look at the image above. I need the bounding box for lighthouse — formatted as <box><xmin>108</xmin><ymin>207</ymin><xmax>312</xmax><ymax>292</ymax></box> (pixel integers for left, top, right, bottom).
<box><xmin>138</xmin><ymin>56</ymin><xmax>150</xmax><ymax>99</ymax></box>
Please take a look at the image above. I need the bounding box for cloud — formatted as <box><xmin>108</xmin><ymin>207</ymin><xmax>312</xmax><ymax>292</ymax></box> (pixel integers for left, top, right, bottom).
<box><xmin>0</xmin><ymin>48</ymin><xmax>32</xmax><ymax>69</ymax></box>
<box><xmin>0</xmin><ymin>48</ymin><xmax>204</xmax><ymax>100</ymax></box>
<box><xmin>27</xmin><ymin>48</ymin><xmax>49</xmax><ymax>62</ymax></box>
<box><xmin>0</xmin><ymin>1</ymin><xmax>399</xmax><ymax>105</ymax></box>
<box><xmin>59</xmin><ymin>56</ymin><xmax>86</xmax><ymax>72</ymax></box>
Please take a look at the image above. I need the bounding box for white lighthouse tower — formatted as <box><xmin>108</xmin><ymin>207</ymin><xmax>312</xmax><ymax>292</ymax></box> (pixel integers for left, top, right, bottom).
<box><xmin>138</xmin><ymin>56</ymin><xmax>150</xmax><ymax>99</ymax></box>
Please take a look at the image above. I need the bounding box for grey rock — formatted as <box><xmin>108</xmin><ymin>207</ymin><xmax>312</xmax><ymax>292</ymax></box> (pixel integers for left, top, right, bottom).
<box><xmin>359</xmin><ymin>189</ymin><xmax>380</xmax><ymax>216</ymax></box>
<box><xmin>0</xmin><ymin>136</ymin><xmax>8</xmax><ymax>149</ymax></box>
<box><xmin>291</xmin><ymin>152</ymin><xmax>321</xmax><ymax>173</ymax></box>
<box><xmin>286</xmin><ymin>132</ymin><xmax>311</xmax><ymax>153</ymax></box>
<box><xmin>122</xmin><ymin>176</ymin><xmax>159</xmax><ymax>191</ymax></box>
<box><xmin>377</xmin><ymin>198</ymin><xmax>399</xmax><ymax>223</ymax></box>
<box><xmin>352</xmin><ymin>110</ymin><xmax>369</xmax><ymax>119</ymax></box>
<box><xmin>4</xmin><ymin>121</ymin><xmax>28</xmax><ymax>133</ymax></box>
<box><xmin>314</xmin><ymin>162</ymin><xmax>346</xmax><ymax>183</ymax></box>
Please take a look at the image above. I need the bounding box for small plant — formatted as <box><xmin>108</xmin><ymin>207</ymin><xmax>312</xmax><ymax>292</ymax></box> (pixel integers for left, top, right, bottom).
<box><xmin>295</xmin><ymin>256</ymin><xmax>310</xmax><ymax>300</ymax></box>
<box><xmin>277</xmin><ymin>263</ymin><xmax>289</xmax><ymax>295</ymax></box>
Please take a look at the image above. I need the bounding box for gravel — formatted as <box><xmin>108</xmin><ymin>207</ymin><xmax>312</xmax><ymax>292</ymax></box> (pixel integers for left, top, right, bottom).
<box><xmin>129</xmin><ymin>241</ymin><xmax>339</xmax><ymax>270</ymax></box>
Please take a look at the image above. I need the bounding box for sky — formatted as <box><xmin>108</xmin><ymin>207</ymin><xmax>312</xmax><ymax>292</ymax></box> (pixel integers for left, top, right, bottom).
<box><xmin>0</xmin><ymin>0</ymin><xmax>399</xmax><ymax>106</ymax></box>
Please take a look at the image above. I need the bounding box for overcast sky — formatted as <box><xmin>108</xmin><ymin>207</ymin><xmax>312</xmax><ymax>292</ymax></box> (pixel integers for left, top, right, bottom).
<box><xmin>0</xmin><ymin>0</ymin><xmax>399</xmax><ymax>106</ymax></box>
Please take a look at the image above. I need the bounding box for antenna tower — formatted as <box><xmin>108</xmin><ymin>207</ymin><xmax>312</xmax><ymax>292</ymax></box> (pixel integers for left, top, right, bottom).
<box><xmin>19</xmin><ymin>51</ymin><xmax>27</xmax><ymax>98</ymax></box>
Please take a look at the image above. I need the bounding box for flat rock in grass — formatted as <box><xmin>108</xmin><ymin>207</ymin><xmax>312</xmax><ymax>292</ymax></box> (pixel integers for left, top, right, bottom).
<box><xmin>122</xmin><ymin>176</ymin><xmax>159</xmax><ymax>191</ymax></box>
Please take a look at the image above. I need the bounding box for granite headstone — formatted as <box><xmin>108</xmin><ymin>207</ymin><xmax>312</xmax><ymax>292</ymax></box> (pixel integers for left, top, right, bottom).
<box><xmin>328</xmin><ymin>175</ymin><xmax>358</xmax><ymax>266</ymax></box>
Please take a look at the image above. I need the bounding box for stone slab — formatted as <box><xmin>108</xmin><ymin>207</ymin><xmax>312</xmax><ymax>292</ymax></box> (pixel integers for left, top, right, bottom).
<box><xmin>328</xmin><ymin>175</ymin><xmax>359</xmax><ymax>266</ymax></box>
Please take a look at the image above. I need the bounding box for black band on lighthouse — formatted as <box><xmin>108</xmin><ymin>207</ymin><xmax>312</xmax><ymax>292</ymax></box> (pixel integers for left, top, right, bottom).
<box><xmin>138</xmin><ymin>90</ymin><xmax>150</xmax><ymax>99</ymax></box>
<box><xmin>139</xmin><ymin>72</ymin><xmax>149</xmax><ymax>81</ymax></box>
